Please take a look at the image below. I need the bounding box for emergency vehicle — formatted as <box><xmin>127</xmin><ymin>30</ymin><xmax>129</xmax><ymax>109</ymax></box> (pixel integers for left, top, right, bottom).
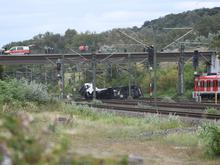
<box><xmin>4</xmin><ymin>46</ymin><xmax>31</xmax><ymax>55</ymax></box>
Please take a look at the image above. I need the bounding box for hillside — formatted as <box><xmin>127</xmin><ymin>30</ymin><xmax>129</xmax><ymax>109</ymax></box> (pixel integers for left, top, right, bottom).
<box><xmin>101</xmin><ymin>7</ymin><xmax>220</xmax><ymax>51</ymax></box>
<box><xmin>142</xmin><ymin>7</ymin><xmax>220</xmax><ymax>34</ymax></box>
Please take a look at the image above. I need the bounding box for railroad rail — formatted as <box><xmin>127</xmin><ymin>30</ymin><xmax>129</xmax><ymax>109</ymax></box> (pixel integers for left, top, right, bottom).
<box><xmin>74</xmin><ymin>100</ymin><xmax>220</xmax><ymax>120</ymax></box>
<box><xmin>101</xmin><ymin>99</ymin><xmax>220</xmax><ymax>110</ymax></box>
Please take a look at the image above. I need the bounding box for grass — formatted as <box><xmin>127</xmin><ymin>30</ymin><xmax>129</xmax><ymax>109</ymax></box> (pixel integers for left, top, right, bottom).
<box><xmin>64</xmin><ymin>103</ymin><xmax>186</xmax><ymax>129</ymax></box>
<box><xmin>205</xmin><ymin>107</ymin><xmax>220</xmax><ymax>115</ymax></box>
<box><xmin>165</xmin><ymin>133</ymin><xmax>199</xmax><ymax>146</ymax></box>
<box><xmin>1</xmin><ymin>102</ymin><xmax>220</xmax><ymax>164</ymax></box>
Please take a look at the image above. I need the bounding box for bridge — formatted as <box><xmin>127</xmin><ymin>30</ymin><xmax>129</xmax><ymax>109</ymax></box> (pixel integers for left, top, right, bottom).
<box><xmin>0</xmin><ymin>51</ymin><xmax>215</xmax><ymax>65</ymax></box>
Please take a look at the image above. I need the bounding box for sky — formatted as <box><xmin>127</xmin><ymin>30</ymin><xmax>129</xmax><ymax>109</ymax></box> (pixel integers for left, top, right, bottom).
<box><xmin>0</xmin><ymin>0</ymin><xmax>220</xmax><ymax>47</ymax></box>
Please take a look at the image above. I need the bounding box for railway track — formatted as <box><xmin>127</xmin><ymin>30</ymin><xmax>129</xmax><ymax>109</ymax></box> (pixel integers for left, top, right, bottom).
<box><xmin>101</xmin><ymin>99</ymin><xmax>220</xmax><ymax>110</ymax></box>
<box><xmin>74</xmin><ymin>100</ymin><xmax>220</xmax><ymax>120</ymax></box>
<box><xmin>75</xmin><ymin>97</ymin><xmax>220</xmax><ymax>109</ymax></box>
<box><xmin>138</xmin><ymin>97</ymin><xmax>220</xmax><ymax>104</ymax></box>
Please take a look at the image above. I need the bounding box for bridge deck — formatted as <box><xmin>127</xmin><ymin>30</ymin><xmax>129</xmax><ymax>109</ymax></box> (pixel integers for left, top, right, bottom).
<box><xmin>0</xmin><ymin>51</ymin><xmax>214</xmax><ymax>65</ymax></box>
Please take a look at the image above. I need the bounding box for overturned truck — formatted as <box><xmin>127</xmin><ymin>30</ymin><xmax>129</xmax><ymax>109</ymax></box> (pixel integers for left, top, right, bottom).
<box><xmin>79</xmin><ymin>83</ymin><xmax>143</xmax><ymax>99</ymax></box>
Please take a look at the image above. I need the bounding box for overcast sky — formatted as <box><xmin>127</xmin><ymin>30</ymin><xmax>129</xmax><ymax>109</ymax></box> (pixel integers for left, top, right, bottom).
<box><xmin>0</xmin><ymin>0</ymin><xmax>220</xmax><ymax>47</ymax></box>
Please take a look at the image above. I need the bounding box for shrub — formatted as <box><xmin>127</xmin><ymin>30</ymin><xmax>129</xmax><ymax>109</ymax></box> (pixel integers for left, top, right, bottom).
<box><xmin>199</xmin><ymin>122</ymin><xmax>220</xmax><ymax>156</ymax></box>
<box><xmin>22</xmin><ymin>80</ymin><xmax>49</xmax><ymax>103</ymax></box>
<box><xmin>0</xmin><ymin>79</ymin><xmax>25</xmax><ymax>103</ymax></box>
<box><xmin>157</xmin><ymin>67</ymin><xmax>178</xmax><ymax>93</ymax></box>
<box><xmin>0</xmin><ymin>79</ymin><xmax>49</xmax><ymax>104</ymax></box>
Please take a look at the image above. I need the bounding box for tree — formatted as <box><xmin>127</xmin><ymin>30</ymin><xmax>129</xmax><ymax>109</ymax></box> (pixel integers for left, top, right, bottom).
<box><xmin>0</xmin><ymin>65</ymin><xmax>3</xmax><ymax>80</ymax></box>
<box><xmin>64</xmin><ymin>29</ymin><xmax>77</xmax><ymax>44</ymax></box>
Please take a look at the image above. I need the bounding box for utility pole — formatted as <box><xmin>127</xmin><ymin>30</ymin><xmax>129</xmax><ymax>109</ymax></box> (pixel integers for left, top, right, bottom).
<box><xmin>178</xmin><ymin>44</ymin><xmax>185</xmax><ymax>95</ymax></box>
<box><xmin>118</xmin><ymin>28</ymin><xmax>157</xmax><ymax>104</ymax></box>
<box><xmin>56</xmin><ymin>57</ymin><xmax>65</xmax><ymax>99</ymax></box>
<box><xmin>128</xmin><ymin>53</ymin><xmax>132</xmax><ymax>99</ymax></box>
<box><xmin>153</xmin><ymin>27</ymin><xmax>157</xmax><ymax>109</ymax></box>
<box><xmin>61</xmin><ymin>55</ymin><xmax>65</xmax><ymax>99</ymax></box>
<box><xmin>163</xmin><ymin>27</ymin><xmax>193</xmax><ymax>96</ymax></box>
<box><xmin>149</xmin><ymin>67</ymin><xmax>153</xmax><ymax>102</ymax></box>
<box><xmin>92</xmin><ymin>52</ymin><xmax>97</xmax><ymax>100</ymax></box>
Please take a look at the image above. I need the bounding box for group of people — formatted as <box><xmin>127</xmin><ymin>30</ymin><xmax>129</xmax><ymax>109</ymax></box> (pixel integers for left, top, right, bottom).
<box><xmin>44</xmin><ymin>46</ymin><xmax>54</xmax><ymax>54</ymax></box>
<box><xmin>0</xmin><ymin>48</ymin><xmax>5</xmax><ymax>54</ymax></box>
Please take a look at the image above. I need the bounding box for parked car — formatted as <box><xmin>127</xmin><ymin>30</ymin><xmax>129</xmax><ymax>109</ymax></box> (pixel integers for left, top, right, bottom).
<box><xmin>4</xmin><ymin>46</ymin><xmax>31</xmax><ymax>55</ymax></box>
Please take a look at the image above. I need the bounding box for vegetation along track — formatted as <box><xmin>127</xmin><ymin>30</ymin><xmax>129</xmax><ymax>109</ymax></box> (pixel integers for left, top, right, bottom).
<box><xmin>74</xmin><ymin>99</ymin><xmax>220</xmax><ymax>120</ymax></box>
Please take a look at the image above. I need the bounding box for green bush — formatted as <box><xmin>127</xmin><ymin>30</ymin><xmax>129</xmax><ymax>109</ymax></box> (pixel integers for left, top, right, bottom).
<box><xmin>0</xmin><ymin>79</ymin><xmax>49</xmax><ymax>104</ymax></box>
<box><xmin>199</xmin><ymin>123</ymin><xmax>220</xmax><ymax>156</ymax></box>
<box><xmin>0</xmin><ymin>79</ymin><xmax>25</xmax><ymax>103</ymax></box>
<box><xmin>158</xmin><ymin>66</ymin><xmax>178</xmax><ymax>93</ymax></box>
<box><xmin>22</xmin><ymin>80</ymin><xmax>49</xmax><ymax>103</ymax></box>
<box><xmin>0</xmin><ymin>112</ymin><xmax>128</xmax><ymax>165</ymax></box>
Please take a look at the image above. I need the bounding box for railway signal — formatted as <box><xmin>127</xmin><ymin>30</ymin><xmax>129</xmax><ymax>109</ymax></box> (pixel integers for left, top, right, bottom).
<box><xmin>147</xmin><ymin>46</ymin><xmax>154</xmax><ymax>67</ymax></box>
<box><xmin>56</xmin><ymin>59</ymin><xmax>62</xmax><ymax>79</ymax></box>
<box><xmin>56</xmin><ymin>58</ymin><xmax>64</xmax><ymax>99</ymax></box>
<box><xmin>56</xmin><ymin>60</ymin><xmax>61</xmax><ymax>72</ymax></box>
<box><xmin>193</xmin><ymin>50</ymin><xmax>199</xmax><ymax>70</ymax></box>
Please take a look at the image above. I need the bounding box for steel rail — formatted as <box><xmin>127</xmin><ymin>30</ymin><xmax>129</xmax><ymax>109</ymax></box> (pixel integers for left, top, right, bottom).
<box><xmin>101</xmin><ymin>99</ymin><xmax>220</xmax><ymax>110</ymax></box>
<box><xmin>75</xmin><ymin>102</ymin><xmax>220</xmax><ymax>120</ymax></box>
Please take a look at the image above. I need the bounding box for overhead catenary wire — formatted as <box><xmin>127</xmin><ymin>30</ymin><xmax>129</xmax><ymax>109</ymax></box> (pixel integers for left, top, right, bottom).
<box><xmin>162</xmin><ymin>29</ymin><xmax>194</xmax><ymax>50</ymax></box>
<box><xmin>118</xmin><ymin>30</ymin><xmax>150</xmax><ymax>48</ymax></box>
<box><xmin>68</xmin><ymin>47</ymin><xmax>90</xmax><ymax>62</ymax></box>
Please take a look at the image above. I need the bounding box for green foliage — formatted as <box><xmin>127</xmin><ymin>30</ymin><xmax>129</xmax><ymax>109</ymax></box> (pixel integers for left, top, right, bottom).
<box><xmin>0</xmin><ymin>79</ymin><xmax>25</xmax><ymax>103</ymax></box>
<box><xmin>155</xmin><ymin>64</ymin><xmax>195</xmax><ymax>97</ymax></box>
<box><xmin>184</xmin><ymin>64</ymin><xmax>195</xmax><ymax>90</ymax></box>
<box><xmin>161</xmin><ymin>96</ymin><xmax>175</xmax><ymax>103</ymax></box>
<box><xmin>64</xmin><ymin>28</ymin><xmax>77</xmax><ymax>45</ymax></box>
<box><xmin>0</xmin><ymin>79</ymin><xmax>49</xmax><ymax>104</ymax></box>
<box><xmin>0</xmin><ymin>112</ymin><xmax>44</xmax><ymax>164</ymax></box>
<box><xmin>195</xmin><ymin>13</ymin><xmax>220</xmax><ymax>36</ymax></box>
<box><xmin>212</xmin><ymin>33</ymin><xmax>220</xmax><ymax>49</ymax></box>
<box><xmin>91</xmin><ymin>99</ymin><xmax>103</xmax><ymax>105</ymax></box>
<box><xmin>199</xmin><ymin>123</ymin><xmax>220</xmax><ymax>156</ymax></box>
<box><xmin>0</xmin><ymin>65</ymin><xmax>3</xmax><ymax>80</ymax></box>
<box><xmin>0</xmin><ymin>111</ymin><xmax>128</xmax><ymax>164</ymax></box>
<box><xmin>22</xmin><ymin>80</ymin><xmax>49</xmax><ymax>103</ymax></box>
<box><xmin>142</xmin><ymin>7</ymin><xmax>220</xmax><ymax>34</ymax></box>
<box><xmin>158</xmin><ymin>66</ymin><xmax>178</xmax><ymax>93</ymax></box>
<box><xmin>184</xmin><ymin>90</ymin><xmax>193</xmax><ymax>99</ymax></box>
<box><xmin>205</xmin><ymin>107</ymin><xmax>220</xmax><ymax>115</ymax></box>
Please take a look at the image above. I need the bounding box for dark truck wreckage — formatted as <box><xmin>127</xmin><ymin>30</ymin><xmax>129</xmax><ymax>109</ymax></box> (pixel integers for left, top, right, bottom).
<box><xmin>79</xmin><ymin>83</ymin><xmax>143</xmax><ymax>99</ymax></box>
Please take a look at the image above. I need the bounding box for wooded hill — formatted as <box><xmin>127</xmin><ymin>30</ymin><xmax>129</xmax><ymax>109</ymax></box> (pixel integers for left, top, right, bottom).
<box><xmin>3</xmin><ymin>7</ymin><xmax>220</xmax><ymax>53</ymax></box>
<box><xmin>142</xmin><ymin>7</ymin><xmax>220</xmax><ymax>36</ymax></box>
